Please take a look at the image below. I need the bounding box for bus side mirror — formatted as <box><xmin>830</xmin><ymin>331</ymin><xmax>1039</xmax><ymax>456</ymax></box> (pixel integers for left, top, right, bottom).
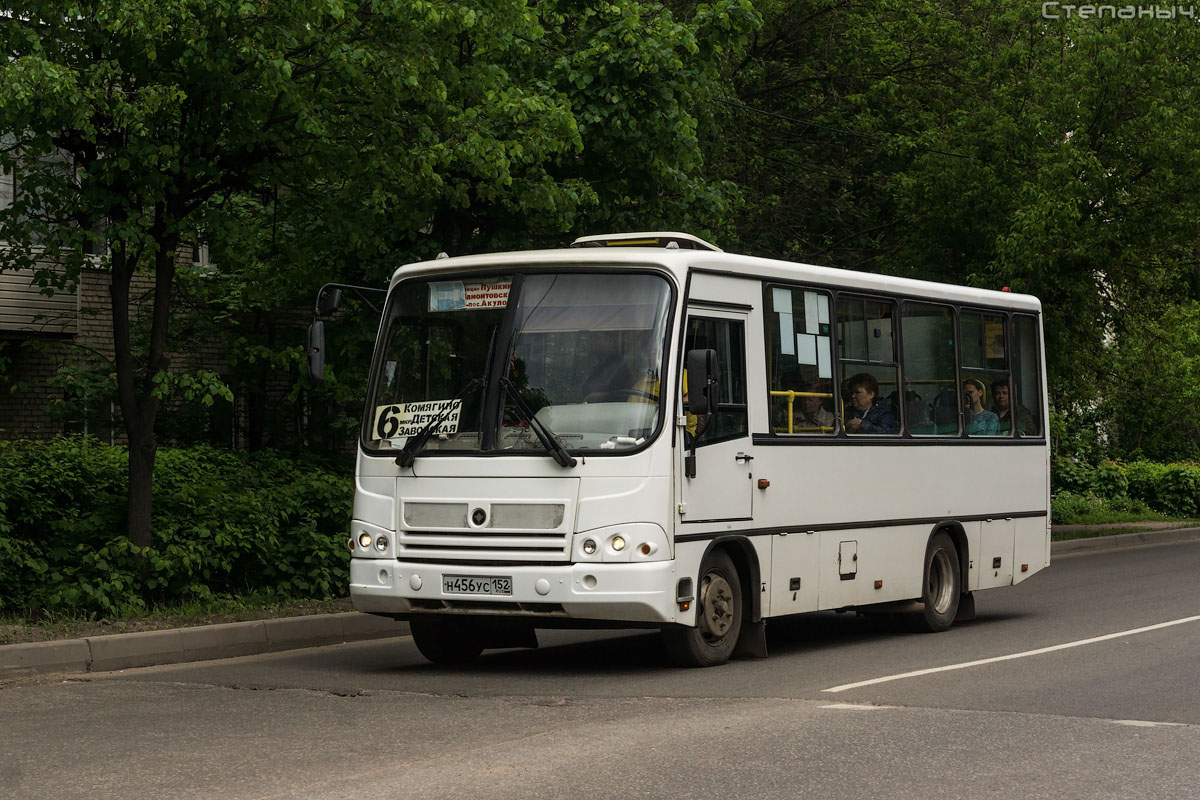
<box><xmin>307</xmin><ymin>320</ymin><xmax>325</xmax><ymax>383</ymax></box>
<box><xmin>685</xmin><ymin>348</ymin><xmax>719</xmax><ymax>415</ymax></box>
<box><xmin>316</xmin><ymin>287</ymin><xmax>343</xmax><ymax>316</ymax></box>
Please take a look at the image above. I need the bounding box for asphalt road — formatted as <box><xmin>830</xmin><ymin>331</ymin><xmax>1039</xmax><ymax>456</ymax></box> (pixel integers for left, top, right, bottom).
<box><xmin>3</xmin><ymin>540</ymin><xmax>1198</xmax><ymax>800</ymax></box>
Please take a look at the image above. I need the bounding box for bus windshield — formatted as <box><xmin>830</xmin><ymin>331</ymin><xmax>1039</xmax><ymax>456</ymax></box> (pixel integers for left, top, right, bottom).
<box><xmin>365</xmin><ymin>271</ymin><xmax>673</xmax><ymax>456</ymax></box>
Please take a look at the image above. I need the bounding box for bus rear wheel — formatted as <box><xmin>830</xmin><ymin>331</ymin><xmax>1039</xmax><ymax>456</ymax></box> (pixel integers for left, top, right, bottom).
<box><xmin>663</xmin><ymin>549</ymin><xmax>742</xmax><ymax>667</ymax></box>
<box><xmin>409</xmin><ymin>616</ymin><xmax>485</xmax><ymax>664</ymax></box>
<box><xmin>912</xmin><ymin>532</ymin><xmax>960</xmax><ymax>633</ymax></box>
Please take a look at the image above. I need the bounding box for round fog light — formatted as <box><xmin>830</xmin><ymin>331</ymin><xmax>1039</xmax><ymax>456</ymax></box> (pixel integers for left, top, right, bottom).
<box><xmin>357</xmin><ymin>532</ymin><xmax>373</xmax><ymax>548</ymax></box>
<box><xmin>582</xmin><ymin>539</ymin><xmax>597</xmax><ymax>555</ymax></box>
<box><xmin>375</xmin><ymin>535</ymin><xmax>389</xmax><ymax>552</ymax></box>
<box><xmin>611</xmin><ymin>536</ymin><xmax>626</xmax><ymax>552</ymax></box>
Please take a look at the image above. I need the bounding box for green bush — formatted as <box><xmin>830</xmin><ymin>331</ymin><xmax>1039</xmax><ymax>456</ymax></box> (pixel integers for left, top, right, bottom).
<box><xmin>0</xmin><ymin>437</ymin><xmax>352</xmax><ymax>616</ymax></box>
<box><xmin>1051</xmin><ymin>491</ymin><xmax>1103</xmax><ymax>525</ymax></box>
<box><xmin>1051</xmin><ymin>491</ymin><xmax>1158</xmax><ymax>525</ymax></box>
<box><xmin>1091</xmin><ymin>461</ymin><xmax>1129</xmax><ymax>499</ymax></box>
<box><xmin>1123</xmin><ymin>460</ymin><xmax>1167</xmax><ymax>507</ymax></box>
<box><xmin>1053</xmin><ymin>459</ymin><xmax>1200</xmax><ymax>519</ymax></box>
<box><xmin>1157</xmin><ymin>464</ymin><xmax>1200</xmax><ymax>517</ymax></box>
<box><xmin>1051</xmin><ymin>459</ymin><xmax>1095</xmax><ymax>495</ymax></box>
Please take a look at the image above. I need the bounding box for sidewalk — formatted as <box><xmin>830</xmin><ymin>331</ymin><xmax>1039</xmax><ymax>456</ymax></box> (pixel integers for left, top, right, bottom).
<box><xmin>4</xmin><ymin>526</ymin><xmax>1199</xmax><ymax>677</ymax></box>
<box><xmin>0</xmin><ymin>611</ymin><xmax>408</xmax><ymax>677</ymax></box>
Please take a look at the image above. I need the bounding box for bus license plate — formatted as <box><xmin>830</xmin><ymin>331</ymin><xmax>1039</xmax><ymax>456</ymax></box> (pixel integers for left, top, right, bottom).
<box><xmin>442</xmin><ymin>575</ymin><xmax>512</xmax><ymax>596</ymax></box>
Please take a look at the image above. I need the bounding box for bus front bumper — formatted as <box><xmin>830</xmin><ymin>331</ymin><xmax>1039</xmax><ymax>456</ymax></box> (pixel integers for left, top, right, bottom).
<box><xmin>350</xmin><ymin>558</ymin><xmax>678</xmax><ymax>624</ymax></box>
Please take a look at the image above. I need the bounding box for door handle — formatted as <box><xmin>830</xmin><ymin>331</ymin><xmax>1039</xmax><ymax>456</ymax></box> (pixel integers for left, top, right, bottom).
<box><xmin>735</xmin><ymin>452</ymin><xmax>754</xmax><ymax>462</ymax></box>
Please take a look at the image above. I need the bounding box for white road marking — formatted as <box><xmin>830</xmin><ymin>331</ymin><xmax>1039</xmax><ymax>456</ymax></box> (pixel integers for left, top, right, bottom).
<box><xmin>1110</xmin><ymin>720</ymin><xmax>1184</xmax><ymax>728</ymax></box>
<box><xmin>823</xmin><ymin>614</ymin><xmax>1200</xmax><ymax>693</ymax></box>
<box><xmin>819</xmin><ymin>703</ymin><xmax>892</xmax><ymax>710</ymax></box>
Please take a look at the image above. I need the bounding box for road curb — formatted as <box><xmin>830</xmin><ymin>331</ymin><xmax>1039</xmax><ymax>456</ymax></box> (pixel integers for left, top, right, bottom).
<box><xmin>1051</xmin><ymin>526</ymin><xmax>1200</xmax><ymax>555</ymax></box>
<box><xmin>0</xmin><ymin>611</ymin><xmax>407</xmax><ymax>677</ymax></box>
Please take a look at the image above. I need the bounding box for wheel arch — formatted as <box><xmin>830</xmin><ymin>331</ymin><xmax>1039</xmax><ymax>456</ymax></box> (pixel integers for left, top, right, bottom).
<box><xmin>930</xmin><ymin>519</ymin><xmax>969</xmax><ymax>589</ymax></box>
<box><xmin>701</xmin><ymin>536</ymin><xmax>761</xmax><ymax>622</ymax></box>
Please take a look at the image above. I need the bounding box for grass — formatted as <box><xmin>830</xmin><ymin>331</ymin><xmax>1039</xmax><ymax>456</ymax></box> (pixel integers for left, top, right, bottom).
<box><xmin>1051</xmin><ymin>519</ymin><xmax>1200</xmax><ymax>541</ymax></box>
<box><xmin>0</xmin><ymin>594</ymin><xmax>353</xmax><ymax>646</ymax></box>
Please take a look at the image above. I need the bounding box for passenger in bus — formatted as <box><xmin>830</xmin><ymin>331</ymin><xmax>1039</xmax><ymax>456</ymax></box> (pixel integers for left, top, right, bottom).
<box><xmin>963</xmin><ymin>378</ymin><xmax>999</xmax><ymax>435</ymax></box>
<box><xmin>992</xmin><ymin>380</ymin><xmax>1032</xmax><ymax>435</ymax></box>
<box><xmin>582</xmin><ymin>330</ymin><xmax>633</xmax><ymax>401</ymax></box>
<box><xmin>795</xmin><ymin>383</ymin><xmax>834</xmax><ymax>432</ymax></box>
<box><xmin>844</xmin><ymin>373</ymin><xmax>897</xmax><ymax>434</ymax></box>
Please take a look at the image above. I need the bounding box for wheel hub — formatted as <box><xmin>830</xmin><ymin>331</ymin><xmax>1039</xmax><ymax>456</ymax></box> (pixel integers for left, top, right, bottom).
<box><xmin>929</xmin><ymin>549</ymin><xmax>953</xmax><ymax>614</ymax></box>
<box><xmin>699</xmin><ymin>573</ymin><xmax>734</xmax><ymax>639</ymax></box>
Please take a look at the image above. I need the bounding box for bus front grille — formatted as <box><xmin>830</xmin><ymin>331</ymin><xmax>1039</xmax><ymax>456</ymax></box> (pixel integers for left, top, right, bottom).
<box><xmin>397</xmin><ymin>530</ymin><xmax>571</xmax><ymax>562</ymax></box>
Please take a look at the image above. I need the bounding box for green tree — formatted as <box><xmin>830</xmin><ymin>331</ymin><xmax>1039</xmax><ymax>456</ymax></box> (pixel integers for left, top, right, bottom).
<box><xmin>0</xmin><ymin>0</ymin><xmax>575</xmax><ymax>547</ymax></box>
<box><xmin>1</xmin><ymin>1</ymin><xmax>759</xmax><ymax>547</ymax></box>
<box><xmin>179</xmin><ymin>0</ymin><xmax>760</xmax><ymax>451</ymax></box>
<box><xmin>702</xmin><ymin>0</ymin><xmax>1200</xmax><ymax>416</ymax></box>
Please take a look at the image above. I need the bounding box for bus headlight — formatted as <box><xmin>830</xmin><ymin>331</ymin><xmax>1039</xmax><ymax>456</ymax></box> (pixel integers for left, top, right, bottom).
<box><xmin>375</xmin><ymin>535</ymin><xmax>389</xmax><ymax>552</ymax></box>
<box><xmin>574</xmin><ymin>524</ymin><xmax>669</xmax><ymax>563</ymax></box>
<box><xmin>357</xmin><ymin>532</ymin><xmax>373</xmax><ymax>549</ymax></box>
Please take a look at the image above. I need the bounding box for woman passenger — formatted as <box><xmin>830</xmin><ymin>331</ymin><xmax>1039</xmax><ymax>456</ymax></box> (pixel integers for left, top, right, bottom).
<box><xmin>964</xmin><ymin>378</ymin><xmax>999</xmax><ymax>435</ymax></box>
<box><xmin>844</xmin><ymin>373</ymin><xmax>897</xmax><ymax>434</ymax></box>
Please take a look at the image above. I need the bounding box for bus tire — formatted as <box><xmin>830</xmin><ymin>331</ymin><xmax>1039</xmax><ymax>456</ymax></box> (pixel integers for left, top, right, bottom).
<box><xmin>913</xmin><ymin>532</ymin><xmax>960</xmax><ymax>633</ymax></box>
<box><xmin>410</xmin><ymin>616</ymin><xmax>485</xmax><ymax>664</ymax></box>
<box><xmin>663</xmin><ymin>549</ymin><xmax>742</xmax><ymax>667</ymax></box>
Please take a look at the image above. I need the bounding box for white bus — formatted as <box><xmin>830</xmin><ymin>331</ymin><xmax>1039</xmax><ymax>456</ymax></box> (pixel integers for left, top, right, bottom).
<box><xmin>314</xmin><ymin>232</ymin><xmax>1049</xmax><ymax>667</ymax></box>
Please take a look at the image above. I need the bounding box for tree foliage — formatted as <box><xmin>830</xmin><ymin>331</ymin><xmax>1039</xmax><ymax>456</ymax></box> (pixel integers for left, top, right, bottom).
<box><xmin>0</xmin><ymin>1</ymin><xmax>758</xmax><ymax>543</ymax></box>
<box><xmin>701</xmin><ymin>0</ymin><xmax>1200</xmax><ymax>441</ymax></box>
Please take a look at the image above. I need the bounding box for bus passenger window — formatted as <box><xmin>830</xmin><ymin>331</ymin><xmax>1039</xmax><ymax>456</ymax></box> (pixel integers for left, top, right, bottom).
<box><xmin>765</xmin><ymin>285</ymin><xmax>835</xmax><ymax>434</ymax></box>
<box><xmin>960</xmin><ymin>310</ymin><xmax>1010</xmax><ymax>437</ymax></box>
<box><xmin>1012</xmin><ymin>315</ymin><xmax>1043</xmax><ymax>436</ymax></box>
<box><xmin>900</xmin><ymin>302</ymin><xmax>957</xmax><ymax>435</ymax></box>
<box><xmin>837</xmin><ymin>295</ymin><xmax>899</xmax><ymax>435</ymax></box>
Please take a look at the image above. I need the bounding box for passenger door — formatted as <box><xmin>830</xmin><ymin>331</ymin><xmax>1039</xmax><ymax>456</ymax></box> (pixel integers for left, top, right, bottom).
<box><xmin>679</xmin><ymin>309</ymin><xmax>754</xmax><ymax>522</ymax></box>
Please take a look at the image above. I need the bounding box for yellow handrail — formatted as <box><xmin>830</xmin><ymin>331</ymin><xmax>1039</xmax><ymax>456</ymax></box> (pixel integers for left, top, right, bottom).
<box><xmin>769</xmin><ymin>390</ymin><xmax>834</xmax><ymax>434</ymax></box>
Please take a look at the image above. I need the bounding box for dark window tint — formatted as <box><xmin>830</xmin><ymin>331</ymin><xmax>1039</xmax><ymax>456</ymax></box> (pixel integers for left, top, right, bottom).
<box><xmin>901</xmin><ymin>302</ymin><xmax>958</xmax><ymax>435</ymax></box>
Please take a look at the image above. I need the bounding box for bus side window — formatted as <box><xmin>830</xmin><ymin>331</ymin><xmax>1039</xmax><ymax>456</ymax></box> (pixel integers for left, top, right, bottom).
<box><xmin>959</xmin><ymin>310</ymin><xmax>1010</xmax><ymax>437</ymax></box>
<box><xmin>765</xmin><ymin>285</ymin><xmax>835</xmax><ymax>434</ymax></box>
<box><xmin>837</xmin><ymin>295</ymin><xmax>899</xmax><ymax>435</ymax></box>
<box><xmin>1012</xmin><ymin>315</ymin><xmax>1043</xmax><ymax>437</ymax></box>
<box><xmin>684</xmin><ymin>316</ymin><xmax>747</xmax><ymax>446</ymax></box>
<box><xmin>900</xmin><ymin>302</ymin><xmax>957</xmax><ymax>436</ymax></box>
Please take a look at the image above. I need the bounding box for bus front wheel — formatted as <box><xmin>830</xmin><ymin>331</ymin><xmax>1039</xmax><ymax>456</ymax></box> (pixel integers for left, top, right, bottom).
<box><xmin>663</xmin><ymin>549</ymin><xmax>742</xmax><ymax>667</ymax></box>
<box><xmin>410</xmin><ymin>616</ymin><xmax>485</xmax><ymax>664</ymax></box>
<box><xmin>913</xmin><ymin>532</ymin><xmax>961</xmax><ymax>633</ymax></box>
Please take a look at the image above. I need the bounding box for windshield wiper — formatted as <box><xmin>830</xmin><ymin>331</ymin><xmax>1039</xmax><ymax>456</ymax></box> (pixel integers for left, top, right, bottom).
<box><xmin>499</xmin><ymin>377</ymin><xmax>577</xmax><ymax>468</ymax></box>
<box><xmin>395</xmin><ymin>378</ymin><xmax>483</xmax><ymax>469</ymax></box>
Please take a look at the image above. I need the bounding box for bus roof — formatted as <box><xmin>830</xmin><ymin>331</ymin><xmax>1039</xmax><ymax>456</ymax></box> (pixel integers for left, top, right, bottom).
<box><xmin>392</xmin><ymin>235</ymin><xmax>1041</xmax><ymax>313</ymax></box>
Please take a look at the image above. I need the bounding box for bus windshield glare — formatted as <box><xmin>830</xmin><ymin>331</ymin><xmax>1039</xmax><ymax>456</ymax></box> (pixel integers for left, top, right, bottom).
<box><xmin>365</xmin><ymin>271</ymin><xmax>673</xmax><ymax>456</ymax></box>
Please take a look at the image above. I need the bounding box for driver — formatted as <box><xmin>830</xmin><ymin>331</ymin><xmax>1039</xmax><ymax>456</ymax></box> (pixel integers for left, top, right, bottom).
<box><xmin>581</xmin><ymin>330</ymin><xmax>634</xmax><ymax>401</ymax></box>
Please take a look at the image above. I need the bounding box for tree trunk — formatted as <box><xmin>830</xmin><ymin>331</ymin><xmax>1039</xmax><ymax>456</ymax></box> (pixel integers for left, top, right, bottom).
<box><xmin>125</xmin><ymin>424</ymin><xmax>158</xmax><ymax>551</ymax></box>
<box><xmin>109</xmin><ymin>202</ymin><xmax>179</xmax><ymax>550</ymax></box>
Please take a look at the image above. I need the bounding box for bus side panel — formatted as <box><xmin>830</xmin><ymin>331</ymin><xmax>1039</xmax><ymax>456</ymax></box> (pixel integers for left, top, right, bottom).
<box><xmin>815</xmin><ymin>526</ymin><xmax>927</xmax><ymax>610</ymax></box>
<box><xmin>978</xmin><ymin>518</ymin><xmax>1015</xmax><ymax>589</ymax></box>
<box><xmin>769</xmin><ymin>533</ymin><xmax>819</xmax><ymax>617</ymax></box>
<box><xmin>964</xmin><ymin>520</ymin><xmax>982</xmax><ymax>591</ymax></box>
<box><xmin>1013</xmin><ymin>517</ymin><xmax>1051</xmax><ymax>584</ymax></box>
